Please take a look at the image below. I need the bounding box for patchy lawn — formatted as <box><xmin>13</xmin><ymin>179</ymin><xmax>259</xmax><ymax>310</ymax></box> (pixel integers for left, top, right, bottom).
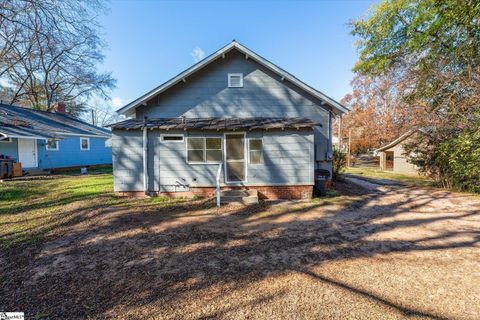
<box><xmin>1</xmin><ymin>173</ymin><xmax>480</xmax><ymax>319</ymax></box>
<box><xmin>346</xmin><ymin>167</ymin><xmax>437</xmax><ymax>188</ymax></box>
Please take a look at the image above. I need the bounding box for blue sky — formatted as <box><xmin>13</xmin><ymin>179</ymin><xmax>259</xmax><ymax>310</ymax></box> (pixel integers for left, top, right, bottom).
<box><xmin>100</xmin><ymin>0</ymin><xmax>377</xmax><ymax>110</ymax></box>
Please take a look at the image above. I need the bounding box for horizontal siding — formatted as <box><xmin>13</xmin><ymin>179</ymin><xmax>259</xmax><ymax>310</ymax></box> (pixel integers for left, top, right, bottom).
<box><xmin>112</xmin><ymin>129</ymin><xmax>314</xmax><ymax>192</ymax></box>
<box><xmin>112</xmin><ymin>131</ymin><xmax>144</xmax><ymax>191</ymax></box>
<box><xmin>135</xmin><ymin>50</ymin><xmax>331</xmax><ymax>164</ymax></box>
<box><xmin>37</xmin><ymin>136</ymin><xmax>111</xmax><ymax>169</ymax></box>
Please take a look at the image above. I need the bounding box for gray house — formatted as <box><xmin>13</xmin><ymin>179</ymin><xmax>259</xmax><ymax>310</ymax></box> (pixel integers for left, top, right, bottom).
<box><xmin>111</xmin><ymin>41</ymin><xmax>346</xmax><ymax>200</ymax></box>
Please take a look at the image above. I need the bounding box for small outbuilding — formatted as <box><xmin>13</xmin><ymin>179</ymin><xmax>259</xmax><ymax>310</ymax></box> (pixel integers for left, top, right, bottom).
<box><xmin>376</xmin><ymin>130</ymin><xmax>421</xmax><ymax>174</ymax></box>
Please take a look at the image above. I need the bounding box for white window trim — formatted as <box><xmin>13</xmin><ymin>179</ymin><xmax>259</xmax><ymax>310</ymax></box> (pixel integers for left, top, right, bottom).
<box><xmin>80</xmin><ymin>137</ymin><xmax>90</xmax><ymax>151</ymax></box>
<box><xmin>228</xmin><ymin>73</ymin><xmax>243</xmax><ymax>88</ymax></box>
<box><xmin>161</xmin><ymin>134</ymin><xmax>184</xmax><ymax>142</ymax></box>
<box><xmin>186</xmin><ymin>136</ymin><xmax>223</xmax><ymax>164</ymax></box>
<box><xmin>248</xmin><ymin>138</ymin><xmax>263</xmax><ymax>164</ymax></box>
<box><xmin>46</xmin><ymin>139</ymin><xmax>59</xmax><ymax>151</ymax></box>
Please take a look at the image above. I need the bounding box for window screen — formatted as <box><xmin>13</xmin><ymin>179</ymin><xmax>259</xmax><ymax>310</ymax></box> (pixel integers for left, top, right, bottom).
<box><xmin>187</xmin><ymin>137</ymin><xmax>223</xmax><ymax>163</ymax></box>
<box><xmin>206</xmin><ymin>138</ymin><xmax>222</xmax><ymax>162</ymax></box>
<box><xmin>187</xmin><ymin>137</ymin><xmax>205</xmax><ymax>162</ymax></box>
<box><xmin>249</xmin><ymin>139</ymin><xmax>263</xmax><ymax>164</ymax></box>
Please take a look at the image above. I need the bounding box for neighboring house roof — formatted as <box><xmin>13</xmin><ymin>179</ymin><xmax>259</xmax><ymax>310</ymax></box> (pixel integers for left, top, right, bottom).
<box><xmin>0</xmin><ymin>103</ymin><xmax>111</xmax><ymax>140</ymax></box>
<box><xmin>109</xmin><ymin>117</ymin><xmax>318</xmax><ymax>131</ymax></box>
<box><xmin>376</xmin><ymin>129</ymin><xmax>428</xmax><ymax>152</ymax></box>
<box><xmin>116</xmin><ymin>40</ymin><xmax>348</xmax><ymax>116</ymax></box>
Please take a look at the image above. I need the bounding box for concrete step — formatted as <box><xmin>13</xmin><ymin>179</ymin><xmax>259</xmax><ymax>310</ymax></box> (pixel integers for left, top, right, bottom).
<box><xmin>220</xmin><ymin>189</ymin><xmax>258</xmax><ymax>204</ymax></box>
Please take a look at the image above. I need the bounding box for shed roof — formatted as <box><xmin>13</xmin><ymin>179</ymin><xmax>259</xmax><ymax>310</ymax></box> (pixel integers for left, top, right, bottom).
<box><xmin>108</xmin><ymin>117</ymin><xmax>318</xmax><ymax>131</ymax></box>
<box><xmin>0</xmin><ymin>103</ymin><xmax>111</xmax><ymax>139</ymax></box>
<box><xmin>376</xmin><ymin>128</ymin><xmax>429</xmax><ymax>152</ymax></box>
<box><xmin>116</xmin><ymin>41</ymin><xmax>347</xmax><ymax>116</ymax></box>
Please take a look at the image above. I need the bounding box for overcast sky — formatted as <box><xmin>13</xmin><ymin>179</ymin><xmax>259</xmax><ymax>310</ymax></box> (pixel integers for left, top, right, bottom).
<box><xmin>100</xmin><ymin>0</ymin><xmax>377</xmax><ymax>110</ymax></box>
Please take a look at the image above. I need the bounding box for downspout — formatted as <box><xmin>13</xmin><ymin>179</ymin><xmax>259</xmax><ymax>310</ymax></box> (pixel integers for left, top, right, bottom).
<box><xmin>143</xmin><ymin>116</ymin><xmax>148</xmax><ymax>195</ymax></box>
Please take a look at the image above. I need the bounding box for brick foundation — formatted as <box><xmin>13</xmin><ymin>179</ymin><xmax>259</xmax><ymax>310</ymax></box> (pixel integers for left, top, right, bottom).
<box><xmin>117</xmin><ymin>185</ymin><xmax>313</xmax><ymax>200</ymax></box>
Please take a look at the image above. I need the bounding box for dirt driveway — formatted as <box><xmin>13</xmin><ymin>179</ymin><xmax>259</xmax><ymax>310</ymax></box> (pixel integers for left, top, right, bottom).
<box><xmin>2</xmin><ymin>182</ymin><xmax>480</xmax><ymax>319</ymax></box>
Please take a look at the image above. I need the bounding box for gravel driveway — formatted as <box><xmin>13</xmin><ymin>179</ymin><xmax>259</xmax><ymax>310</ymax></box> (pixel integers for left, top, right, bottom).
<box><xmin>2</xmin><ymin>181</ymin><xmax>480</xmax><ymax>319</ymax></box>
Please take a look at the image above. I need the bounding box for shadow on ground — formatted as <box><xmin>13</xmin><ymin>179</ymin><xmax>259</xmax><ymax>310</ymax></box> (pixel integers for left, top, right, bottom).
<box><xmin>1</xmin><ymin>181</ymin><xmax>479</xmax><ymax>319</ymax></box>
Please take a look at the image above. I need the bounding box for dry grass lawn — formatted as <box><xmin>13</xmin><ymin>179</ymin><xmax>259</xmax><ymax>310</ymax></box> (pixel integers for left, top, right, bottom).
<box><xmin>1</xmin><ymin>172</ymin><xmax>480</xmax><ymax>319</ymax></box>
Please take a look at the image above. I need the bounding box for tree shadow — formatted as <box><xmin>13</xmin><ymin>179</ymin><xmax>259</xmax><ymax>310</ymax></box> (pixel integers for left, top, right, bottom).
<box><xmin>1</xmin><ymin>182</ymin><xmax>479</xmax><ymax>319</ymax></box>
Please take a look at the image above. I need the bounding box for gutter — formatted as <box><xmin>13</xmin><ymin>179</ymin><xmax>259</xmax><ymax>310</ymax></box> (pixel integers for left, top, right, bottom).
<box><xmin>143</xmin><ymin>116</ymin><xmax>148</xmax><ymax>195</ymax></box>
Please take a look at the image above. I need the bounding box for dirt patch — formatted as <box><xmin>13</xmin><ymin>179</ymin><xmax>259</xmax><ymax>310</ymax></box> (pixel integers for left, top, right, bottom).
<box><xmin>1</xmin><ymin>183</ymin><xmax>480</xmax><ymax>319</ymax></box>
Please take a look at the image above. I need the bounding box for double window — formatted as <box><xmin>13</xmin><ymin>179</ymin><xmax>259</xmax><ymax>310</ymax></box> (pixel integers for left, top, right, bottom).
<box><xmin>187</xmin><ymin>137</ymin><xmax>222</xmax><ymax>163</ymax></box>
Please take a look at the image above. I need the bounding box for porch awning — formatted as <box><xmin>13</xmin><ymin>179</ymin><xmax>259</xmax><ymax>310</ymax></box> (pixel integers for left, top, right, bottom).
<box><xmin>108</xmin><ymin>117</ymin><xmax>319</xmax><ymax>131</ymax></box>
<box><xmin>0</xmin><ymin>126</ymin><xmax>60</xmax><ymax>140</ymax></box>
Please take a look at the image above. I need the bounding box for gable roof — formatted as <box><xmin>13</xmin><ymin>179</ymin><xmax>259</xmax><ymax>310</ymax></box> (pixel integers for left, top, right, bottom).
<box><xmin>0</xmin><ymin>103</ymin><xmax>111</xmax><ymax>140</ymax></box>
<box><xmin>117</xmin><ymin>41</ymin><xmax>348</xmax><ymax>116</ymax></box>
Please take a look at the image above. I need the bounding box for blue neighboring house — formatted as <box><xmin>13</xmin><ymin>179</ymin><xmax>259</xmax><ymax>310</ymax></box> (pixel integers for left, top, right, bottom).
<box><xmin>0</xmin><ymin>103</ymin><xmax>112</xmax><ymax>170</ymax></box>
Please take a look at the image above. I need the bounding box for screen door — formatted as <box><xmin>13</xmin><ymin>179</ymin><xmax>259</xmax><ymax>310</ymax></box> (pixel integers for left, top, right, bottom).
<box><xmin>225</xmin><ymin>133</ymin><xmax>245</xmax><ymax>182</ymax></box>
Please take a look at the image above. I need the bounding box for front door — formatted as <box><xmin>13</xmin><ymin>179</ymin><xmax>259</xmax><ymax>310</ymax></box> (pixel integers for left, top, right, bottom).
<box><xmin>225</xmin><ymin>133</ymin><xmax>246</xmax><ymax>183</ymax></box>
<box><xmin>18</xmin><ymin>138</ymin><xmax>37</xmax><ymax>168</ymax></box>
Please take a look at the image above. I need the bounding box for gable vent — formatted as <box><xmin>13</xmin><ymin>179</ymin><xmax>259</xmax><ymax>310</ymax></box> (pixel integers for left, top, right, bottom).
<box><xmin>228</xmin><ymin>73</ymin><xmax>243</xmax><ymax>88</ymax></box>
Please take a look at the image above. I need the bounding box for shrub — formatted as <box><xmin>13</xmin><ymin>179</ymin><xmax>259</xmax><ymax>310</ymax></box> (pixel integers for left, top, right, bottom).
<box><xmin>405</xmin><ymin>128</ymin><xmax>480</xmax><ymax>193</ymax></box>
<box><xmin>332</xmin><ymin>147</ymin><xmax>347</xmax><ymax>180</ymax></box>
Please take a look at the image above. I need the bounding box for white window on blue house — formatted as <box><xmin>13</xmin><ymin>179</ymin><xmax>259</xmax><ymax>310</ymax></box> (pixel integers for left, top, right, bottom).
<box><xmin>249</xmin><ymin>138</ymin><xmax>263</xmax><ymax>164</ymax></box>
<box><xmin>187</xmin><ymin>137</ymin><xmax>222</xmax><ymax>163</ymax></box>
<box><xmin>46</xmin><ymin>139</ymin><xmax>59</xmax><ymax>151</ymax></box>
<box><xmin>80</xmin><ymin>137</ymin><xmax>90</xmax><ymax>150</ymax></box>
<box><xmin>228</xmin><ymin>73</ymin><xmax>243</xmax><ymax>88</ymax></box>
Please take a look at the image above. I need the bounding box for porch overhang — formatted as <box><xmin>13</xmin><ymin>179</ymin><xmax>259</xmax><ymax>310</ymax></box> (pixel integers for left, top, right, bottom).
<box><xmin>108</xmin><ymin>117</ymin><xmax>319</xmax><ymax>131</ymax></box>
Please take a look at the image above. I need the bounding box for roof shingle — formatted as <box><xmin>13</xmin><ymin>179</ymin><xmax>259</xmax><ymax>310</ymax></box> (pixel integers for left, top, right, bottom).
<box><xmin>0</xmin><ymin>103</ymin><xmax>111</xmax><ymax>139</ymax></box>
<box><xmin>108</xmin><ymin>117</ymin><xmax>318</xmax><ymax>131</ymax></box>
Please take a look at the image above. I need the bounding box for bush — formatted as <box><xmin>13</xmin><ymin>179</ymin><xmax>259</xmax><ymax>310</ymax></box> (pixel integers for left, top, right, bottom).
<box><xmin>405</xmin><ymin>128</ymin><xmax>480</xmax><ymax>193</ymax></box>
<box><xmin>332</xmin><ymin>147</ymin><xmax>347</xmax><ymax>180</ymax></box>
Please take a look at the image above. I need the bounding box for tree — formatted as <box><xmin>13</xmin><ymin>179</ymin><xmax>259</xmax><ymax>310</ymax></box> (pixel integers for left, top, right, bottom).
<box><xmin>350</xmin><ymin>0</ymin><xmax>480</xmax><ymax>192</ymax></box>
<box><xmin>351</xmin><ymin>0</ymin><xmax>479</xmax><ymax>130</ymax></box>
<box><xmin>338</xmin><ymin>73</ymin><xmax>416</xmax><ymax>154</ymax></box>
<box><xmin>0</xmin><ymin>0</ymin><xmax>115</xmax><ymax>115</ymax></box>
<box><xmin>88</xmin><ymin>99</ymin><xmax>124</xmax><ymax>127</ymax></box>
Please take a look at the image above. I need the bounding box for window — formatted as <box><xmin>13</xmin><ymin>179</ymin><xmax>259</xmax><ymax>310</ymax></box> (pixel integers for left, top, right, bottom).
<box><xmin>228</xmin><ymin>73</ymin><xmax>243</xmax><ymax>88</ymax></box>
<box><xmin>105</xmin><ymin>138</ymin><xmax>112</xmax><ymax>148</ymax></box>
<box><xmin>206</xmin><ymin>138</ymin><xmax>222</xmax><ymax>162</ymax></box>
<box><xmin>0</xmin><ymin>137</ymin><xmax>12</xmax><ymax>143</ymax></box>
<box><xmin>249</xmin><ymin>139</ymin><xmax>263</xmax><ymax>164</ymax></box>
<box><xmin>80</xmin><ymin>137</ymin><xmax>90</xmax><ymax>150</ymax></box>
<box><xmin>46</xmin><ymin>139</ymin><xmax>59</xmax><ymax>150</ymax></box>
<box><xmin>187</xmin><ymin>137</ymin><xmax>223</xmax><ymax>163</ymax></box>
<box><xmin>161</xmin><ymin>134</ymin><xmax>184</xmax><ymax>142</ymax></box>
